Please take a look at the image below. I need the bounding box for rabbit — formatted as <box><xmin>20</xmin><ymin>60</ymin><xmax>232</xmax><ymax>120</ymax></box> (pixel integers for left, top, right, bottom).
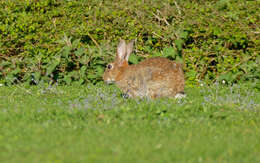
<box><xmin>103</xmin><ymin>39</ymin><xmax>186</xmax><ymax>99</ymax></box>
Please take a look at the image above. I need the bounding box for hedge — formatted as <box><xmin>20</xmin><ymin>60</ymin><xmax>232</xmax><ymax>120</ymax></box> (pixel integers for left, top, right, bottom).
<box><xmin>0</xmin><ymin>0</ymin><xmax>259</xmax><ymax>88</ymax></box>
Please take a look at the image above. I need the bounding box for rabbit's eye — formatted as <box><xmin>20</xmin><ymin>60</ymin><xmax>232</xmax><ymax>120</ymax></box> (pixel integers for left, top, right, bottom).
<box><xmin>107</xmin><ymin>64</ymin><xmax>113</xmax><ymax>69</ymax></box>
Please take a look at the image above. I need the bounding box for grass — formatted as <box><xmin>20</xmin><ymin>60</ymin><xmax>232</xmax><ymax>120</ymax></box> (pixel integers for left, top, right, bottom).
<box><xmin>0</xmin><ymin>83</ymin><xmax>259</xmax><ymax>162</ymax></box>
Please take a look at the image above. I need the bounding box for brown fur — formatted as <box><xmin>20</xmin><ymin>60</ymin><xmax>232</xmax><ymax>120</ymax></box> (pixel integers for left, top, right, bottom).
<box><xmin>103</xmin><ymin>40</ymin><xmax>185</xmax><ymax>98</ymax></box>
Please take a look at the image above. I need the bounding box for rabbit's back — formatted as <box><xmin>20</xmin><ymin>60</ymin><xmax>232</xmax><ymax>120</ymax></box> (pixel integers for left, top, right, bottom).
<box><xmin>117</xmin><ymin>57</ymin><xmax>185</xmax><ymax>98</ymax></box>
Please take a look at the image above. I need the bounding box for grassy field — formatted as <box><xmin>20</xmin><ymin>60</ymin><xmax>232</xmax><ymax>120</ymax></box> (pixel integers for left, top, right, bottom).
<box><xmin>0</xmin><ymin>83</ymin><xmax>259</xmax><ymax>162</ymax></box>
<box><xmin>1</xmin><ymin>0</ymin><xmax>259</xmax><ymax>162</ymax></box>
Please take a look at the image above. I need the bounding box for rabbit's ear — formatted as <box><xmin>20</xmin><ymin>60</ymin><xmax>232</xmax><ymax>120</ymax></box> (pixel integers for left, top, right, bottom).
<box><xmin>125</xmin><ymin>40</ymin><xmax>134</xmax><ymax>61</ymax></box>
<box><xmin>117</xmin><ymin>39</ymin><xmax>127</xmax><ymax>62</ymax></box>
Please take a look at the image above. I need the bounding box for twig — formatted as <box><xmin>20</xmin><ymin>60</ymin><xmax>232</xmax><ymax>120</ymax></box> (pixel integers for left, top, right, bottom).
<box><xmin>152</xmin><ymin>31</ymin><xmax>163</xmax><ymax>39</ymax></box>
<box><xmin>174</xmin><ymin>1</ymin><xmax>181</xmax><ymax>15</ymax></box>
<box><xmin>0</xmin><ymin>54</ymin><xmax>9</xmax><ymax>60</ymax></box>
<box><xmin>87</xmin><ymin>33</ymin><xmax>100</xmax><ymax>48</ymax></box>
<box><xmin>152</xmin><ymin>11</ymin><xmax>170</xmax><ymax>26</ymax></box>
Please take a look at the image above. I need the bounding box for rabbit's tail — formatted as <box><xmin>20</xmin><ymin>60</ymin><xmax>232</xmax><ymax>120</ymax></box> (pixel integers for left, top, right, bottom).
<box><xmin>175</xmin><ymin>92</ymin><xmax>186</xmax><ymax>99</ymax></box>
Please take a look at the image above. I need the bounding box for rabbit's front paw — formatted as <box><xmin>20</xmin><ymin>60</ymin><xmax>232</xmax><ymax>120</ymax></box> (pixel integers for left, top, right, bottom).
<box><xmin>121</xmin><ymin>93</ymin><xmax>130</xmax><ymax>99</ymax></box>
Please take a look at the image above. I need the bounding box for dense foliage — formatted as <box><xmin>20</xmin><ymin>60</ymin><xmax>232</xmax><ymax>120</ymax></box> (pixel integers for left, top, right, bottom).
<box><xmin>0</xmin><ymin>0</ymin><xmax>259</xmax><ymax>87</ymax></box>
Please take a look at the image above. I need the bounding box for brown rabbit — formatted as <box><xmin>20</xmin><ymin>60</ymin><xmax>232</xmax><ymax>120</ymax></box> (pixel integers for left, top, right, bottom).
<box><xmin>103</xmin><ymin>39</ymin><xmax>185</xmax><ymax>98</ymax></box>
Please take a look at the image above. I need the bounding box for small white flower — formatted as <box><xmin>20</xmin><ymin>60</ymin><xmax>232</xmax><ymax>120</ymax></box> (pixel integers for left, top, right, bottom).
<box><xmin>0</xmin><ymin>84</ymin><xmax>3</xmax><ymax>87</ymax></box>
<box><xmin>222</xmin><ymin>80</ymin><xmax>226</xmax><ymax>84</ymax></box>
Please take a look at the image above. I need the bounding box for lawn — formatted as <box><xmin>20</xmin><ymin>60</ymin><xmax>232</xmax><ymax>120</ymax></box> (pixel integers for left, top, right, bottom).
<box><xmin>0</xmin><ymin>83</ymin><xmax>259</xmax><ymax>162</ymax></box>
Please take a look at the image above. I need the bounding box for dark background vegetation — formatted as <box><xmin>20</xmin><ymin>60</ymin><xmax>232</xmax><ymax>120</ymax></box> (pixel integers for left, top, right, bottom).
<box><xmin>0</xmin><ymin>0</ymin><xmax>259</xmax><ymax>88</ymax></box>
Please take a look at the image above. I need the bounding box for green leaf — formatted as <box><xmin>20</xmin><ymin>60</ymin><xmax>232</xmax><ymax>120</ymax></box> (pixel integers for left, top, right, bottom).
<box><xmin>72</xmin><ymin>39</ymin><xmax>80</xmax><ymax>49</ymax></box>
<box><xmin>80</xmin><ymin>66</ymin><xmax>87</xmax><ymax>73</ymax></box>
<box><xmin>78</xmin><ymin>78</ymin><xmax>84</xmax><ymax>84</ymax></box>
<box><xmin>46</xmin><ymin>61</ymin><xmax>59</xmax><ymax>75</ymax></box>
<box><xmin>180</xmin><ymin>31</ymin><xmax>188</xmax><ymax>39</ymax></box>
<box><xmin>87</xmin><ymin>73</ymin><xmax>97</xmax><ymax>79</ymax></box>
<box><xmin>75</xmin><ymin>47</ymin><xmax>85</xmax><ymax>57</ymax></box>
<box><xmin>95</xmin><ymin>65</ymin><xmax>104</xmax><ymax>76</ymax></box>
<box><xmin>61</xmin><ymin>46</ymin><xmax>71</xmax><ymax>58</ymax></box>
<box><xmin>64</xmin><ymin>75</ymin><xmax>72</xmax><ymax>85</ymax></box>
<box><xmin>129</xmin><ymin>54</ymin><xmax>139</xmax><ymax>64</ymax></box>
<box><xmin>32</xmin><ymin>71</ymin><xmax>41</xmax><ymax>83</ymax></box>
<box><xmin>174</xmin><ymin>39</ymin><xmax>184</xmax><ymax>51</ymax></box>
<box><xmin>163</xmin><ymin>47</ymin><xmax>177</xmax><ymax>58</ymax></box>
<box><xmin>11</xmin><ymin>68</ymin><xmax>20</xmax><ymax>75</ymax></box>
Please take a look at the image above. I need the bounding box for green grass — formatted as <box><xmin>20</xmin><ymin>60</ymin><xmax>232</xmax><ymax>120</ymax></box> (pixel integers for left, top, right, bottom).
<box><xmin>0</xmin><ymin>84</ymin><xmax>259</xmax><ymax>162</ymax></box>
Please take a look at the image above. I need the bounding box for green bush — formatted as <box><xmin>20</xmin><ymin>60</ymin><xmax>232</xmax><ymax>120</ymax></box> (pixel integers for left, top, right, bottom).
<box><xmin>0</xmin><ymin>0</ymin><xmax>259</xmax><ymax>88</ymax></box>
